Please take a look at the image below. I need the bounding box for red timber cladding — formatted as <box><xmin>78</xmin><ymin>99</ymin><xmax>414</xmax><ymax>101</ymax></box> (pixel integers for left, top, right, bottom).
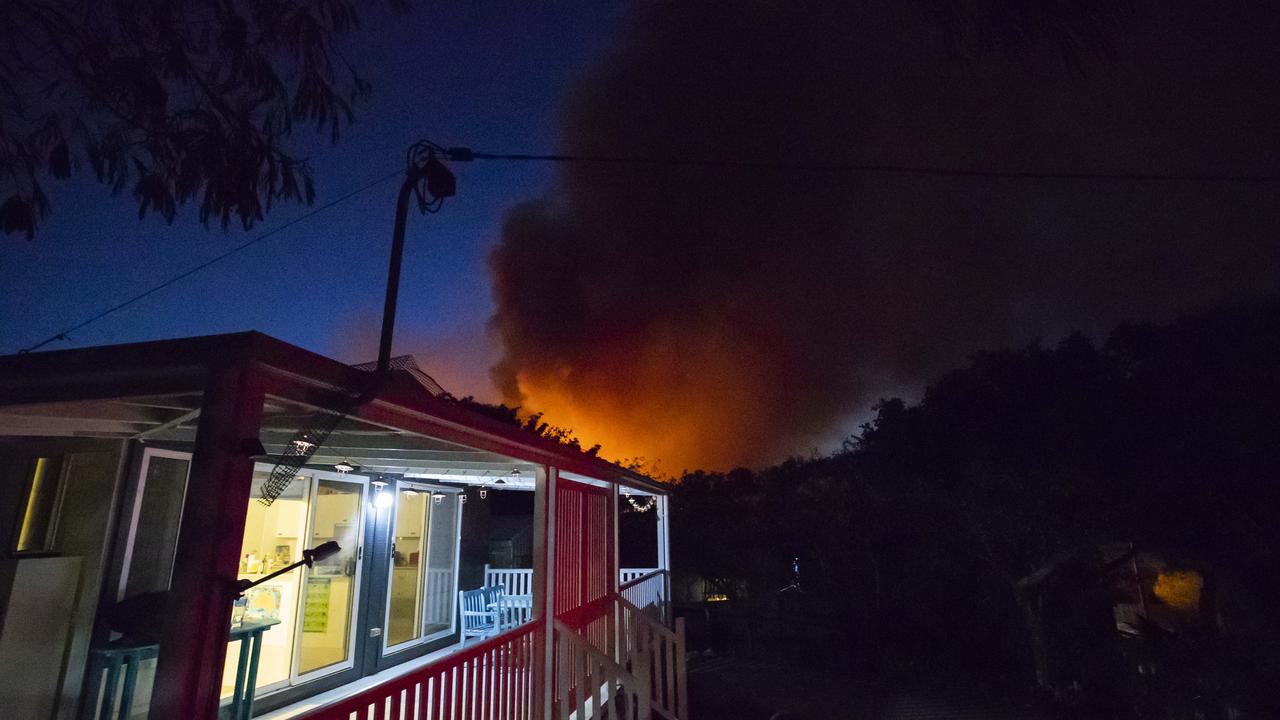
<box><xmin>553</xmin><ymin>478</ymin><xmax>614</xmax><ymax>651</ymax></box>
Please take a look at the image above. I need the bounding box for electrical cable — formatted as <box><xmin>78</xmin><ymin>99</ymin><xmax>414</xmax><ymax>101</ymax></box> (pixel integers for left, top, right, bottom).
<box><xmin>449</xmin><ymin>148</ymin><xmax>1280</xmax><ymax>184</ymax></box>
<box><xmin>17</xmin><ymin>168</ymin><xmax>403</xmax><ymax>354</ymax></box>
<box><xmin>18</xmin><ymin>143</ymin><xmax>1280</xmax><ymax>354</ymax></box>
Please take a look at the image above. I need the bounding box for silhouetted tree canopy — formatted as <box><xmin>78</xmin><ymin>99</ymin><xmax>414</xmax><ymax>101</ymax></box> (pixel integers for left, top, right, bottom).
<box><xmin>669</xmin><ymin>296</ymin><xmax>1280</xmax><ymax>708</ymax></box>
<box><xmin>0</xmin><ymin>0</ymin><xmax>404</xmax><ymax>238</ymax></box>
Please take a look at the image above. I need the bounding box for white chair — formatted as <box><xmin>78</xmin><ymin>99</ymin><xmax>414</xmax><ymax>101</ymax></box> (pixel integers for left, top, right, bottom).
<box><xmin>459</xmin><ymin>587</ymin><xmax>499</xmax><ymax>644</ymax></box>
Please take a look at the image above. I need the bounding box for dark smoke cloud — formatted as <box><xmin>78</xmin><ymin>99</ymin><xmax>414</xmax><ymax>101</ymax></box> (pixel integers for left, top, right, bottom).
<box><xmin>489</xmin><ymin>1</ymin><xmax>1280</xmax><ymax>471</ymax></box>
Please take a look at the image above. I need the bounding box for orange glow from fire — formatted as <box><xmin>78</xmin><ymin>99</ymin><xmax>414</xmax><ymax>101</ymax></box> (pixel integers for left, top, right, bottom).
<box><xmin>509</xmin><ymin>323</ymin><xmax>812</xmax><ymax>472</ymax></box>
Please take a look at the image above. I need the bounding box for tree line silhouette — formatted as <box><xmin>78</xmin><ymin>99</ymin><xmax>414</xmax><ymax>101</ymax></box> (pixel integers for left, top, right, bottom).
<box><xmin>666</xmin><ymin>296</ymin><xmax>1280</xmax><ymax>716</ymax></box>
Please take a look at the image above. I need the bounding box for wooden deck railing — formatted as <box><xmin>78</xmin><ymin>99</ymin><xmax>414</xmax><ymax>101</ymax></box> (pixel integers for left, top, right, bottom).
<box><xmin>291</xmin><ymin>598</ymin><xmax>687</xmax><ymax>720</ymax></box>
<box><xmin>552</xmin><ymin>618</ymin><xmax>649</xmax><ymax>720</ymax></box>
<box><xmin>616</xmin><ymin>597</ymin><xmax>687</xmax><ymax>720</ymax></box>
<box><xmin>618</xmin><ymin>570</ymin><xmax>669</xmax><ymax>628</ymax></box>
<box><xmin>483</xmin><ymin>565</ymin><xmax>536</xmax><ymax>598</ymax></box>
<box><xmin>484</xmin><ymin>566</ymin><xmax>659</xmax><ymax>597</ymax></box>
<box><xmin>297</xmin><ymin>621</ymin><xmax>539</xmax><ymax>720</ymax></box>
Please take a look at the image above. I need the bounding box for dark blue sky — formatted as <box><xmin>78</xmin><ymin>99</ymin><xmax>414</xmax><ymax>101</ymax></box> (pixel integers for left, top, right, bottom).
<box><xmin>0</xmin><ymin>2</ymin><xmax>628</xmax><ymax>399</ymax></box>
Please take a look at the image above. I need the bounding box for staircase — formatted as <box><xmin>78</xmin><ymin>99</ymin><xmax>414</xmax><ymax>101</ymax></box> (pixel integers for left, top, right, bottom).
<box><xmin>551</xmin><ymin>594</ymin><xmax>689</xmax><ymax>720</ymax></box>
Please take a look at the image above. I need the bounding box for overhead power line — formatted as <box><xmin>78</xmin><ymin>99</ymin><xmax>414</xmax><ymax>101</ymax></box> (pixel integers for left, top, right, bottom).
<box><xmin>445</xmin><ymin>147</ymin><xmax>1280</xmax><ymax>184</ymax></box>
<box><xmin>17</xmin><ymin>142</ymin><xmax>1280</xmax><ymax>354</ymax></box>
<box><xmin>17</xmin><ymin>168</ymin><xmax>402</xmax><ymax>354</ymax></box>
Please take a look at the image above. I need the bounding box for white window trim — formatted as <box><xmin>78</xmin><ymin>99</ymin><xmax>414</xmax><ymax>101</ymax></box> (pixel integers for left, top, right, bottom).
<box><xmin>117</xmin><ymin>447</ymin><xmax>192</xmax><ymax>600</ymax></box>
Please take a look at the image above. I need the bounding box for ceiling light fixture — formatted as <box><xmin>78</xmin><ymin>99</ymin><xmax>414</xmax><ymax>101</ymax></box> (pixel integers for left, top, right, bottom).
<box><xmin>371</xmin><ymin>480</ymin><xmax>393</xmax><ymax>509</ymax></box>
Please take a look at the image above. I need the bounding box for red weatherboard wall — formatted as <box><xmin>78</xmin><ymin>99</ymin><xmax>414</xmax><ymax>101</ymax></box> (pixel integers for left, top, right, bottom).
<box><xmin>553</xmin><ymin>479</ymin><xmax>614</xmax><ymax>641</ymax></box>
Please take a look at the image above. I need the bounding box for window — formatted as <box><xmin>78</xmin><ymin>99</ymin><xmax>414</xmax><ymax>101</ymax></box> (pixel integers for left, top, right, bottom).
<box><xmin>14</xmin><ymin>456</ymin><xmax>66</xmax><ymax>553</ymax></box>
<box><xmin>120</xmin><ymin>450</ymin><xmax>191</xmax><ymax>597</ymax></box>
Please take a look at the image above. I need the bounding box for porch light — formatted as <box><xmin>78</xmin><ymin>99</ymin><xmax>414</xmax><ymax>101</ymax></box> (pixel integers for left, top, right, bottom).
<box><xmin>432</xmin><ymin>491</ymin><xmax>446</xmax><ymax>504</ymax></box>
<box><xmin>372</xmin><ymin>480</ymin><xmax>393</xmax><ymax>509</ymax></box>
<box><xmin>460</xmin><ymin>493</ymin><xmax>467</xmax><ymax>504</ymax></box>
<box><xmin>479</xmin><ymin>487</ymin><xmax>487</xmax><ymax>499</ymax></box>
<box><xmin>292</xmin><ymin>438</ymin><xmax>316</xmax><ymax>453</ymax></box>
<box><xmin>334</xmin><ymin>460</ymin><xmax>355</xmax><ymax>473</ymax></box>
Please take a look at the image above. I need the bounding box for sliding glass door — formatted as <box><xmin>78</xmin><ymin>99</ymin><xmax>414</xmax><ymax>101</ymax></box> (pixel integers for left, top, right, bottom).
<box><xmin>383</xmin><ymin>482</ymin><xmax>460</xmax><ymax>656</ymax></box>
<box><xmin>222</xmin><ymin>467</ymin><xmax>368</xmax><ymax>699</ymax></box>
<box><xmin>294</xmin><ymin>477</ymin><xmax>365</xmax><ymax>679</ymax></box>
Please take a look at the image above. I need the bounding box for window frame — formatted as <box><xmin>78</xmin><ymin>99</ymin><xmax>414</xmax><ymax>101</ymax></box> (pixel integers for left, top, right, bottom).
<box><xmin>11</xmin><ymin>455</ymin><xmax>69</xmax><ymax>555</ymax></box>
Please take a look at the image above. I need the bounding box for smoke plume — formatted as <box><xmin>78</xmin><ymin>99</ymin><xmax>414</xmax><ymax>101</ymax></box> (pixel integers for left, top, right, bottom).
<box><xmin>489</xmin><ymin>1</ymin><xmax>1280</xmax><ymax>471</ymax></box>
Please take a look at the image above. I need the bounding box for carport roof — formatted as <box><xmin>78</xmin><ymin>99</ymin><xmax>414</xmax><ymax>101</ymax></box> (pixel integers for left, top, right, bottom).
<box><xmin>0</xmin><ymin>331</ymin><xmax>665</xmax><ymax>495</ymax></box>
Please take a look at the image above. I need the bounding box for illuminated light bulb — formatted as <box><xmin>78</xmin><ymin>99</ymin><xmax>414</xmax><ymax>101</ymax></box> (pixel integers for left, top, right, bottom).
<box><xmin>372</xmin><ymin>480</ymin><xmax>393</xmax><ymax>509</ymax></box>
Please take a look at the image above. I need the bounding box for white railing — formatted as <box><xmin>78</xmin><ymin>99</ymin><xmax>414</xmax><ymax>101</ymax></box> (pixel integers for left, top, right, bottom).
<box><xmin>484</xmin><ymin>565</ymin><xmax>535</xmax><ymax>598</ymax></box>
<box><xmin>616</xmin><ymin>596</ymin><xmax>688</xmax><ymax>720</ymax></box>
<box><xmin>424</xmin><ymin>567</ymin><xmax>454</xmax><ymax>627</ymax></box>
<box><xmin>619</xmin><ymin>568</ymin><xmax>659</xmax><ymax>585</ymax></box>
<box><xmin>619</xmin><ymin>570</ymin><xmax>669</xmax><ymax>627</ymax></box>
<box><xmin>297</xmin><ymin>621</ymin><xmax>538</xmax><ymax>720</ymax></box>
<box><xmin>553</xmin><ymin>618</ymin><xmax>649</xmax><ymax>720</ymax></box>
<box><xmin>484</xmin><ymin>566</ymin><xmax>660</xmax><ymax>603</ymax></box>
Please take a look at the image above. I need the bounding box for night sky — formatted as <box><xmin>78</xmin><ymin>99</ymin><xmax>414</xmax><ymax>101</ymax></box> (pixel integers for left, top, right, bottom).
<box><xmin>0</xmin><ymin>1</ymin><xmax>629</xmax><ymax>394</ymax></box>
<box><xmin>4</xmin><ymin>2</ymin><xmax>1279</xmax><ymax>470</ymax></box>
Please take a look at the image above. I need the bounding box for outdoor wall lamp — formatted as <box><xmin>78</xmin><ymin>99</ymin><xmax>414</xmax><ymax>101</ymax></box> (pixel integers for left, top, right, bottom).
<box><xmin>372</xmin><ymin>480</ymin><xmax>393</xmax><ymax>509</ymax></box>
<box><xmin>334</xmin><ymin>459</ymin><xmax>356</xmax><ymax>473</ymax></box>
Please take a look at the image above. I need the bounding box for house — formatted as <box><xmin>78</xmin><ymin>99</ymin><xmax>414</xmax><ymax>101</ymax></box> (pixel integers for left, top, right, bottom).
<box><xmin>0</xmin><ymin>332</ymin><xmax>685</xmax><ymax>720</ymax></box>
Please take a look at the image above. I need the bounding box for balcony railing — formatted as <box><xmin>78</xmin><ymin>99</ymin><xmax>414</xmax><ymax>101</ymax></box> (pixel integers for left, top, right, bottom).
<box><xmin>296</xmin><ymin>621</ymin><xmax>539</xmax><ymax>720</ymax></box>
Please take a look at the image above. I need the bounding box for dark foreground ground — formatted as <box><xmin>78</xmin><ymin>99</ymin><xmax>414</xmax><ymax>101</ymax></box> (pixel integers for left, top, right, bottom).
<box><xmin>688</xmin><ymin>653</ymin><xmax>1052</xmax><ymax>720</ymax></box>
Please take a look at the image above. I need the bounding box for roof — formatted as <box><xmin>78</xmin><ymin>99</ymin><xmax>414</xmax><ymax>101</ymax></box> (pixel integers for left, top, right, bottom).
<box><xmin>0</xmin><ymin>331</ymin><xmax>665</xmax><ymax>495</ymax></box>
<box><xmin>350</xmin><ymin>355</ymin><xmax>448</xmax><ymax>397</ymax></box>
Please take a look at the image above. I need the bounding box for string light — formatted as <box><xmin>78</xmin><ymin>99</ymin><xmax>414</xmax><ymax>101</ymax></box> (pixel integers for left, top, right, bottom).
<box><xmin>625</xmin><ymin>494</ymin><xmax>656</xmax><ymax>512</ymax></box>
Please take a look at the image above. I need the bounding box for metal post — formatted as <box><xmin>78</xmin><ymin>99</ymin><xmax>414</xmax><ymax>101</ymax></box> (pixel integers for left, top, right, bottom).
<box><xmin>377</xmin><ymin>173</ymin><xmax>419</xmax><ymax>372</ymax></box>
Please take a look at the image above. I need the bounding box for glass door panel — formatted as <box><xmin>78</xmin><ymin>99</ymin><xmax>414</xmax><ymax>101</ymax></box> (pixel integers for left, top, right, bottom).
<box><xmin>422</xmin><ymin>492</ymin><xmax>459</xmax><ymax>637</ymax></box>
<box><xmin>385</xmin><ymin>488</ymin><xmax>428</xmax><ymax>649</ymax></box>
<box><xmin>221</xmin><ymin>474</ymin><xmax>308</xmax><ymax>698</ymax></box>
<box><xmin>296</xmin><ymin>478</ymin><xmax>365</xmax><ymax>677</ymax></box>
